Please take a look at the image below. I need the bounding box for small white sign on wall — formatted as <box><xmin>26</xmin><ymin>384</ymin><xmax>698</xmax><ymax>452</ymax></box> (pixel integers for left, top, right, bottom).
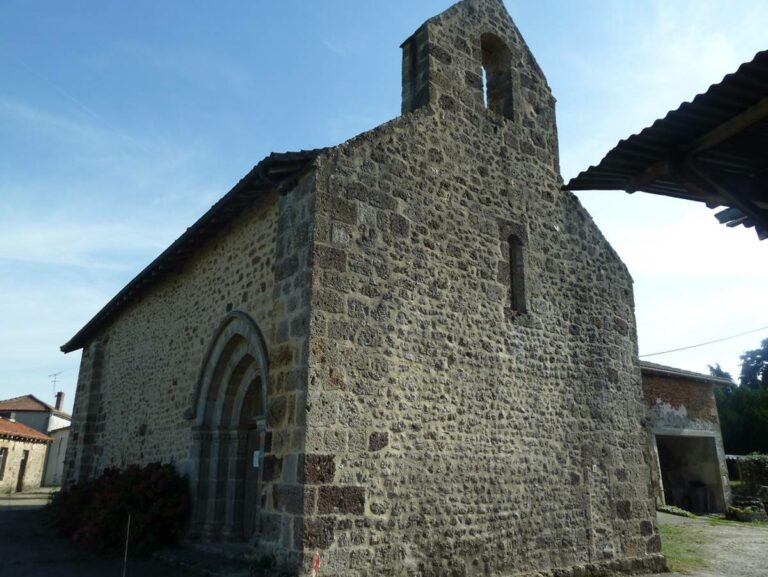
<box><xmin>252</xmin><ymin>450</ymin><xmax>260</xmax><ymax>468</ymax></box>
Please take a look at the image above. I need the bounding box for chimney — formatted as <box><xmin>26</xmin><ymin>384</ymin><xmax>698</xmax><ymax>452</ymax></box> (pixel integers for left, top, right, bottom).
<box><xmin>55</xmin><ymin>391</ymin><xmax>64</xmax><ymax>411</ymax></box>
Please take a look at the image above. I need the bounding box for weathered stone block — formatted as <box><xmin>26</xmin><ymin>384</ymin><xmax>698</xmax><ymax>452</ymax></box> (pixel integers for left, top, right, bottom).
<box><xmin>314</xmin><ymin>289</ymin><xmax>346</xmax><ymax>314</ymax></box>
<box><xmin>314</xmin><ymin>245</ymin><xmax>347</xmax><ymax>272</ymax></box>
<box><xmin>639</xmin><ymin>520</ymin><xmax>653</xmax><ymax>536</ymax></box>
<box><xmin>302</xmin><ymin>454</ymin><xmax>336</xmax><ymax>485</ymax></box>
<box><xmin>616</xmin><ymin>500</ymin><xmax>632</xmax><ymax>520</ymax></box>
<box><xmin>368</xmin><ymin>431</ymin><xmax>389</xmax><ymax>451</ymax></box>
<box><xmin>299</xmin><ymin>516</ymin><xmax>335</xmax><ymax>550</ymax></box>
<box><xmin>317</xmin><ymin>486</ymin><xmax>365</xmax><ymax>515</ymax></box>
<box><xmin>646</xmin><ymin>535</ymin><xmax>662</xmax><ymax>553</ymax></box>
<box><xmin>389</xmin><ymin>213</ymin><xmax>409</xmax><ymax>238</ymax></box>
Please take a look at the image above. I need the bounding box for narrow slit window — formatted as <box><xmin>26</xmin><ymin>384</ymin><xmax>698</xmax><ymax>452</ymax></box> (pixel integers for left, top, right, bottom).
<box><xmin>481</xmin><ymin>33</ymin><xmax>514</xmax><ymax>119</ymax></box>
<box><xmin>508</xmin><ymin>234</ymin><xmax>526</xmax><ymax>313</ymax></box>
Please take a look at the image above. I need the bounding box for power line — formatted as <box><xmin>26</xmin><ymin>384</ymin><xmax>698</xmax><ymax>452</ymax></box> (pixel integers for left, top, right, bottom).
<box><xmin>640</xmin><ymin>323</ymin><xmax>768</xmax><ymax>358</ymax></box>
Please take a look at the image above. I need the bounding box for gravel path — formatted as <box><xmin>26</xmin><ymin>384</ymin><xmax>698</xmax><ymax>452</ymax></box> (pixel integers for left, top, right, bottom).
<box><xmin>640</xmin><ymin>512</ymin><xmax>768</xmax><ymax>577</ymax></box>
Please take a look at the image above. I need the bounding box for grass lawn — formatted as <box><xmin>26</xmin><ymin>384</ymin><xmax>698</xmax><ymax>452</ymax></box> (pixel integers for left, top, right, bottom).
<box><xmin>659</xmin><ymin>524</ymin><xmax>710</xmax><ymax>573</ymax></box>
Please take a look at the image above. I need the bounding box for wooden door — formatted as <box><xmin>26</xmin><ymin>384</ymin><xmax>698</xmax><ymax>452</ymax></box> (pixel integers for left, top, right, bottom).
<box><xmin>242</xmin><ymin>427</ymin><xmax>262</xmax><ymax>539</ymax></box>
<box><xmin>16</xmin><ymin>450</ymin><xmax>29</xmax><ymax>492</ymax></box>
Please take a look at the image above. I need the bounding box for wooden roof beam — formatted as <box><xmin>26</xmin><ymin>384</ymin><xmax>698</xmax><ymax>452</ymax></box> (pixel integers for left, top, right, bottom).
<box><xmin>625</xmin><ymin>160</ymin><xmax>677</xmax><ymax>193</ymax></box>
<box><xmin>681</xmin><ymin>161</ymin><xmax>768</xmax><ymax>238</ymax></box>
<box><xmin>689</xmin><ymin>96</ymin><xmax>768</xmax><ymax>156</ymax></box>
<box><xmin>625</xmin><ymin>97</ymin><xmax>768</xmax><ymax>196</ymax></box>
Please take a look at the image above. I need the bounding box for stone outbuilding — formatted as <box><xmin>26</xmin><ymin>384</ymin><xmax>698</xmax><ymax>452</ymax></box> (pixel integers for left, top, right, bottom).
<box><xmin>641</xmin><ymin>361</ymin><xmax>731</xmax><ymax>514</ymax></box>
<box><xmin>0</xmin><ymin>416</ymin><xmax>51</xmax><ymax>493</ymax></box>
<box><xmin>0</xmin><ymin>393</ymin><xmax>71</xmax><ymax>486</ymax></box>
<box><xmin>60</xmin><ymin>1</ymin><xmax>667</xmax><ymax>575</ymax></box>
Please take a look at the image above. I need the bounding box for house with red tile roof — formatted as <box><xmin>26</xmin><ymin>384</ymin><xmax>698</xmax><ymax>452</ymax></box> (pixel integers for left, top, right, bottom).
<box><xmin>0</xmin><ymin>393</ymin><xmax>70</xmax><ymax>486</ymax></box>
<box><xmin>0</xmin><ymin>416</ymin><xmax>51</xmax><ymax>493</ymax></box>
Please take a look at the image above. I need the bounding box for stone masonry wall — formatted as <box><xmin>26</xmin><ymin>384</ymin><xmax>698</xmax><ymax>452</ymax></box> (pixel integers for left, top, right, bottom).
<box><xmin>299</xmin><ymin>2</ymin><xmax>664</xmax><ymax>575</ymax></box>
<box><xmin>0</xmin><ymin>438</ymin><xmax>48</xmax><ymax>493</ymax></box>
<box><xmin>64</xmin><ymin>175</ymin><xmax>316</xmax><ymax>563</ymax></box>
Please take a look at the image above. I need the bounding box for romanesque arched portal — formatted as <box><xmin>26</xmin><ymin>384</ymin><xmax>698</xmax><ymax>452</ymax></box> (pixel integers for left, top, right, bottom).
<box><xmin>186</xmin><ymin>312</ymin><xmax>269</xmax><ymax>542</ymax></box>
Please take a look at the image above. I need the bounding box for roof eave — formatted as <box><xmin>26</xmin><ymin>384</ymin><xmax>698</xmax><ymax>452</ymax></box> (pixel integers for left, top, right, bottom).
<box><xmin>640</xmin><ymin>363</ymin><xmax>733</xmax><ymax>387</ymax></box>
<box><xmin>61</xmin><ymin>149</ymin><xmax>325</xmax><ymax>353</ymax></box>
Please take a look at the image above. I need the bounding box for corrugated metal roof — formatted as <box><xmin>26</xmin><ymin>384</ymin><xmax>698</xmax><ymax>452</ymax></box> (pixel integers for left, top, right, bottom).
<box><xmin>61</xmin><ymin>149</ymin><xmax>325</xmax><ymax>353</ymax></box>
<box><xmin>565</xmin><ymin>50</ymin><xmax>768</xmax><ymax>239</ymax></box>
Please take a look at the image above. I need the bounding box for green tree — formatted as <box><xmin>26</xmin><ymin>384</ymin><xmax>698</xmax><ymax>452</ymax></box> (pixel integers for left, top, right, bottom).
<box><xmin>715</xmin><ymin>386</ymin><xmax>768</xmax><ymax>454</ymax></box>
<box><xmin>739</xmin><ymin>338</ymin><xmax>768</xmax><ymax>390</ymax></box>
<box><xmin>708</xmin><ymin>363</ymin><xmax>733</xmax><ymax>382</ymax></box>
<box><xmin>713</xmin><ymin>337</ymin><xmax>768</xmax><ymax>454</ymax></box>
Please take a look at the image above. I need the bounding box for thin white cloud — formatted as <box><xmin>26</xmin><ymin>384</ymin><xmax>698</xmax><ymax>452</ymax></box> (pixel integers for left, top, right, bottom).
<box><xmin>560</xmin><ymin>0</ymin><xmax>768</xmax><ymax>182</ymax></box>
<box><xmin>321</xmin><ymin>36</ymin><xmax>347</xmax><ymax>57</ymax></box>
<box><xmin>0</xmin><ymin>217</ymin><xmax>173</xmax><ymax>270</ymax></box>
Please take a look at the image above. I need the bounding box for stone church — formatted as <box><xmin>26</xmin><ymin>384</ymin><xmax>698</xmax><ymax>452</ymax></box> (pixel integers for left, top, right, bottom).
<box><xmin>61</xmin><ymin>1</ymin><xmax>667</xmax><ymax>575</ymax></box>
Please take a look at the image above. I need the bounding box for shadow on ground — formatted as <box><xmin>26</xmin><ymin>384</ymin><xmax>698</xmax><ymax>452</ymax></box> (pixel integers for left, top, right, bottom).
<box><xmin>0</xmin><ymin>489</ymin><xmax>192</xmax><ymax>577</ymax></box>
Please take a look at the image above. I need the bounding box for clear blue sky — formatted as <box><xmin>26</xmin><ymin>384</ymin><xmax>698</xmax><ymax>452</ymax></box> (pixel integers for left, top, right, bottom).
<box><xmin>2</xmin><ymin>0</ymin><xmax>767</xmax><ymax>413</ymax></box>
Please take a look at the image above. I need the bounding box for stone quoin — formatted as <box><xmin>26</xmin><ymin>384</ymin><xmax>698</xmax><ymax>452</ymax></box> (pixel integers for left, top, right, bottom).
<box><xmin>61</xmin><ymin>0</ymin><xmax>667</xmax><ymax>575</ymax></box>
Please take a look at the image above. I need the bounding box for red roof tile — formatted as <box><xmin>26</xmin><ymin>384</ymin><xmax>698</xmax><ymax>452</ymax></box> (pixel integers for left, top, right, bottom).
<box><xmin>0</xmin><ymin>417</ymin><xmax>51</xmax><ymax>443</ymax></box>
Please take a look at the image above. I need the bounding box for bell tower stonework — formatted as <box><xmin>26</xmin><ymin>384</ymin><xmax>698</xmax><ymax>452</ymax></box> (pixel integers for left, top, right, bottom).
<box><xmin>300</xmin><ymin>0</ymin><xmax>665</xmax><ymax>575</ymax></box>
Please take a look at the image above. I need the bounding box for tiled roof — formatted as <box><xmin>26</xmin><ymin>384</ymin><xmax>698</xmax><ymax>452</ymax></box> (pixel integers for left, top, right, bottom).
<box><xmin>0</xmin><ymin>394</ymin><xmax>70</xmax><ymax>418</ymax></box>
<box><xmin>639</xmin><ymin>360</ymin><xmax>733</xmax><ymax>386</ymax></box>
<box><xmin>0</xmin><ymin>416</ymin><xmax>51</xmax><ymax>443</ymax></box>
<box><xmin>61</xmin><ymin>149</ymin><xmax>324</xmax><ymax>353</ymax></box>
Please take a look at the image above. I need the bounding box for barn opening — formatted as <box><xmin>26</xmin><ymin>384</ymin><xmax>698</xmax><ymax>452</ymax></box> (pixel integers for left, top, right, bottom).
<box><xmin>655</xmin><ymin>434</ymin><xmax>726</xmax><ymax>514</ymax></box>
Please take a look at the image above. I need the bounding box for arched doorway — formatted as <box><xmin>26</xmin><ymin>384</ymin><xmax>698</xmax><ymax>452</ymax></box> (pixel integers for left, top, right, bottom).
<box><xmin>186</xmin><ymin>312</ymin><xmax>269</xmax><ymax>542</ymax></box>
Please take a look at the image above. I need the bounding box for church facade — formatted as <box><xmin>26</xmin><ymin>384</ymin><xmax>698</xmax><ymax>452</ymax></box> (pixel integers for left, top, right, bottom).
<box><xmin>62</xmin><ymin>1</ymin><xmax>667</xmax><ymax>575</ymax></box>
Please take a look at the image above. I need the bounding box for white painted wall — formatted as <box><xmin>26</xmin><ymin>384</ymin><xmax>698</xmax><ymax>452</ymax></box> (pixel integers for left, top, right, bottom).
<box><xmin>42</xmin><ymin>427</ymin><xmax>70</xmax><ymax>486</ymax></box>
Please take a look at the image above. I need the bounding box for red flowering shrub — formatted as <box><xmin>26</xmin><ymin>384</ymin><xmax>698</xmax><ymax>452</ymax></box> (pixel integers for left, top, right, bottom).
<box><xmin>49</xmin><ymin>462</ymin><xmax>190</xmax><ymax>554</ymax></box>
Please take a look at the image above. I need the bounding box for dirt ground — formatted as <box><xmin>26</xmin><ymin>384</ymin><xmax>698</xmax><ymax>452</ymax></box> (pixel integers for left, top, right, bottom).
<box><xmin>641</xmin><ymin>511</ymin><xmax>768</xmax><ymax>577</ymax></box>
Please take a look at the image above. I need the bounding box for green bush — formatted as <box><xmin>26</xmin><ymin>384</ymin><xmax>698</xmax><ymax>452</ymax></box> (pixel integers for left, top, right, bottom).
<box><xmin>49</xmin><ymin>462</ymin><xmax>190</xmax><ymax>554</ymax></box>
<box><xmin>737</xmin><ymin>454</ymin><xmax>768</xmax><ymax>495</ymax></box>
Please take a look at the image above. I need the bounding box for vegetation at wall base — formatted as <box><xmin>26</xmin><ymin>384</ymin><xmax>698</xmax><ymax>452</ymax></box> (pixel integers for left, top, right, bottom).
<box><xmin>48</xmin><ymin>462</ymin><xmax>190</xmax><ymax>554</ymax></box>
<box><xmin>658</xmin><ymin>524</ymin><xmax>709</xmax><ymax>573</ymax></box>
<box><xmin>737</xmin><ymin>454</ymin><xmax>768</xmax><ymax>493</ymax></box>
<box><xmin>657</xmin><ymin>505</ymin><xmax>698</xmax><ymax>519</ymax></box>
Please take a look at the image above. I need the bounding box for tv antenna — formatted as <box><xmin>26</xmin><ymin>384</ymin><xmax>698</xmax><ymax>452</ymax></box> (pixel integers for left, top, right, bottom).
<box><xmin>49</xmin><ymin>371</ymin><xmax>63</xmax><ymax>395</ymax></box>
